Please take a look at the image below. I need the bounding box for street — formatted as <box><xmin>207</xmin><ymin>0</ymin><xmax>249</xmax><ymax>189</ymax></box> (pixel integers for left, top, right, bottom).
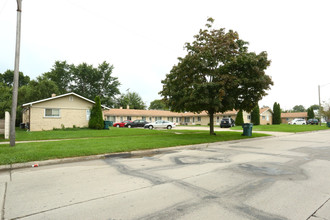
<box><xmin>1</xmin><ymin>130</ymin><xmax>330</xmax><ymax>220</ymax></box>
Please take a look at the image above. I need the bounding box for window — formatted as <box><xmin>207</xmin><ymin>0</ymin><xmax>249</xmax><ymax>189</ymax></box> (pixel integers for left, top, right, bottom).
<box><xmin>107</xmin><ymin>116</ymin><xmax>116</xmax><ymax>122</ymax></box>
<box><xmin>86</xmin><ymin>109</ymin><xmax>91</xmax><ymax>120</ymax></box>
<box><xmin>262</xmin><ymin>116</ymin><xmax>266</xmax><ymax>120</ymax></box>
<box><xmin>184</xmin><ymin>117</ymin><xmax>190</xmax><ymax>123</ymax></box>
<box><xmin>217</xmin><ymin>116</ymin><xmax>220</xmax><ymax>123</ymax></box>
<box><xmin>197</xmin><ymin>117</ymin><xmax>201</xmax><ymax>122</ymax></box>
<box><xmin>168</xmin><ymin>117</ymin><xmax>173</xmax><ymax>122</ymax></box>
<box><xmin>156</xmin><ymin>117</ymin><xmax>162</xmax><ymax>121</ymax></box>
<box><xmin>149</xmin><ymin>117</ymin><xmax>152</xmax><ymax>122</ymax></box>
<box><xmin>127</xmin><ymin>116</ymin><xmax>131</xmax><ymax>120</ymax></box>
<box><xmin>142</xmin><ymin>116</ymin><xmax>146</xmax><ymax>120</ymax></box>
<box><xmin>193</xmin><ymin>117</ymin><xmax>195</xmax><ymax>123</ymax></box>
<box><xmin>176</xmin><ymin>117</ymin><xmax>180</xmax><ymax>123</ymax></box>
<box><xmin>45</xmin><ymin>108</ymin><xmax>60</xmax><ymax>117</ymax></box>
<box><xmin>247</xmin><ymin>115</ymin><xmax>251</xmax><ymax>120</ymax></box>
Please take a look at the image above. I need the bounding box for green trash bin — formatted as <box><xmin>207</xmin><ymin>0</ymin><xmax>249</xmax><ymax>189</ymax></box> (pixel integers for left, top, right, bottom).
<box><xmin>104</xmin><ymin>121</ymin><xmax>111</xmax><ymax>130</ymax></box>
<box><xmin>327</xmin><ymin>122</ymin><xmax>330</xmax><ymax>128</ymax></box>
<box><xmin>242</xmin><ymin>123</ymin><xmax>253</xmax><ymax>136</ymax></box>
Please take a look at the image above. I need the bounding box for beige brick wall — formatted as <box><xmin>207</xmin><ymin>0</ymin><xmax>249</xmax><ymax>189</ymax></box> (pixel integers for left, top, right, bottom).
<box><xmin>28</xmin><ymin>95</ymin><xmax>94</xmax><ymax>131</ymax></box>
<box><xmin>260</xmin><ymin>111</ymin><xmax>273</xmax><ymax>125</ymax></box>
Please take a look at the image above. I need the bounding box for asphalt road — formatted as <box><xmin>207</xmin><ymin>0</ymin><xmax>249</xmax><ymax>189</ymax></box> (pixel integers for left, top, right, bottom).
<box><xmin>1</xmin><ymin>130</ymin><xmax>330</xmax><ymax>220</ymax></box>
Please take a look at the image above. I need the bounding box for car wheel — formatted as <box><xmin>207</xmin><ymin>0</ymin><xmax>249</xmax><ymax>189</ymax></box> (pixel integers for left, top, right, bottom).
<box><xmin>116</xmin><ymin>124</ymin><xmax>120</xmax><ymax>128</ymax></box>
<box><xmin>167</xmin><ymin>125</ymin><xmax>172</xmax><ymax>129</ymax></box>
<box><xmin>128</xmin><ymin>125</ymin><xmax>131</xmax><ymax>128</ymax></box>
<box><xmin>148</xmin><ymin>125</ymin><xmax>153</xmax><ymax>130</ymax></box>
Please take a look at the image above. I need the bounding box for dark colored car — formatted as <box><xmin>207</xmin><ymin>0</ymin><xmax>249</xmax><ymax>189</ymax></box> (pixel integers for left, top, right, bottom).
<box><xmin>220</xmin><ymin>118</ymin><xmax>235</xmax><ymax>128</ymax></box>
<box><xmin>307</xmin><ymin>119</ymin><xmax>319</xmax><ymax>125</ymax></box>
<box><xmin>113</xmin><ymin>120</ymin><xmax>132</xmax><ymax>128</ymax></box>
<box><xmin>125</xmin><ymin>120</ymin><xmax>149</xmax><ymax>128</ymax></box>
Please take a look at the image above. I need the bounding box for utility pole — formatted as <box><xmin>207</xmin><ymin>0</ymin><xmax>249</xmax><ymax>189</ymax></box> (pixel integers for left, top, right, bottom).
<box><xmin>10</xmin><ymin>0</ymin><xmax>22</xmax><ymax>146</ymax></box>
<box><xmin>318</xmin><ymin>85</ymin><xmax>321</xmax><ymax>126</ymax></box>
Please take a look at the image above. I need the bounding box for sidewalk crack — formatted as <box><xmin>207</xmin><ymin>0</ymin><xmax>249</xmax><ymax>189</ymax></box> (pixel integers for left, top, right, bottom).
<box><xmin>306</xmin><ymin>197</ymin><xmax>330</xmax><ymax>220</ymax></box>
<box><xmin>1</xmin><ymin>182</ymin><xmax>7</xmax><ymax>220</ymax></box>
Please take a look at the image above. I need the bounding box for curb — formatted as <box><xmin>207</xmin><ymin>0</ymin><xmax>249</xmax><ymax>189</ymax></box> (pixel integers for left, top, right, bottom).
<box><xmin>0</xmin><ymin>136</ymin><xmax>273</xmax><ymax>172</ymax></box>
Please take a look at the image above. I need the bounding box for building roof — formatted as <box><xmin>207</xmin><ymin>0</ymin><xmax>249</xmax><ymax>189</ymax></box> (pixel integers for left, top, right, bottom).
<box><xmin>281</xmin><ymin>112</ymin><xmax>307</xmax><ymax>118</ymax></box>
<box><xmin>22</xmin><ymin>92</ymin><xmax>110</xmax><ymax>109</ymax></box>
<box><xmin>260</xmin><ymin>107</ymin><xmax>273</xmax><ymax>115</ymax></box>
<box><xmin>103</xmin><ymin>109</ymin><xmax>238</xmax><ymax>117</ymax></box>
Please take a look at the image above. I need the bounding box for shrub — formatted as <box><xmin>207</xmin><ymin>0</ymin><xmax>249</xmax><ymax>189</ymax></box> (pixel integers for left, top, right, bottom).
<box><xmin>235</xmin><ymin>110</ymin><xmax>244</xmax><ymax>126</ymax></box>
<box><xmin>251</xmin><ymin>104</ymin><xmax>260</xmax><ymax>125</ymax></box>
<box><xmin>88</xmin><ymin>96</ymin><xmax>104</xmax><ymax>129</ymax></box>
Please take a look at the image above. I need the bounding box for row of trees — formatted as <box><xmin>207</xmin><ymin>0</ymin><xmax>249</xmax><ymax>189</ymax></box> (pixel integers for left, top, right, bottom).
<box><xmin>284</xmin><ymin>104</ymin><xmax>319</xmax><ymax>113</ymax></box>
<box><xmin>0</xmin><ymin>61</ymin><xmax>148</xmax><ymax>125</ymax></box>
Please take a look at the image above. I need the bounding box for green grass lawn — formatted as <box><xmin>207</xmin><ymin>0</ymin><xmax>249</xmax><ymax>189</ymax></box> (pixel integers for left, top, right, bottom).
<box><xmin>0</xmin><ymin>128</ymin><xmax>269</xmax><ymax>165</ymax></box>
<box><xmin>230</xmin><ymin>124</ymin><xmax>330</xmax><ymax>132</ymax></box>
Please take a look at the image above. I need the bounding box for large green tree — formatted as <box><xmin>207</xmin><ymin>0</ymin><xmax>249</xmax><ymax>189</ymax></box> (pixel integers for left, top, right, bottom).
<box><xmin>292</xmin><ymin>105</ymin><xmax>306</xmax><ymax>112</ymax></box>
<box><xmin>115</xmin><ymin>91</ymin><xmax>146</xmax><ymax>109</ymax></box>
<box><xmin>43</xmin><ymin>61</ymin><xmax>120</xmax><ymax>107</ymax></box>
<box><xmin>309</xmin><ymin>104</ymin><xmax>319</xmax><ymax>111</ymax></box>
<box><xmin>272</xmin><ymin>102</ymin><xmax>281</xmax><ymax>124</ymax></box>
<box><xmin>0</xmin><ymin>69</ymin><xmax>30</xmax><ymax>87</ymax></box>
<box><xmin>149</xmin><ymin>99</ymin><xmax>169</xmax><ymax>110</ymax></box>
<box><xmin>42</xmin><ymin>61</ymin><xmax>72</xmax><ymax>94</ymax></box>
<box><xmin>251</xmin><ymin>104</ymin><xmax>260</xmax><ymax>125</ymax></box>
<box><xmin>160</xmin><ymin>18</ymin><xmax>273</xmax><ymax>135</ymax></box>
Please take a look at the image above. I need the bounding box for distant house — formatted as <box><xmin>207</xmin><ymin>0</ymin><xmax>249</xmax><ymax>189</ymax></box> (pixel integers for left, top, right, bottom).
<box><xmin>240</xmin><ymin>107</ymin><xmax>273</xmax><ymax>125</ymax></box>
<box><xmin>281</xmin><ymin>112</ymin><xmax>308</xmax><ymax>124</ymax></box>
<box><xmin>22</xmin><ymin>92</ymin><xmax>109</xmax><ymax>131</ymax></box>
<box><xmin>103</xmin><ymin>107</ymin><xmax>272</xmax><ymax>126</ymax></box>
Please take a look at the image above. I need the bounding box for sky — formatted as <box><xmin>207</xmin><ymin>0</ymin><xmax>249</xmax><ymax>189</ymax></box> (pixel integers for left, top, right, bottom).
<box><xmin>1</xmin><ymin>0</ymin><xmax>330</xmax><ymax>110</ymax></box>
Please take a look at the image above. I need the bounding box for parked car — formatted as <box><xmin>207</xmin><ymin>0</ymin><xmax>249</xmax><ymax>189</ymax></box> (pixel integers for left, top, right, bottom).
<box><xmin>113</xmin><ymin>120</ymin><xmax>132</xmax><ymax>128</ymax></box>
<box><xmin>307</xmin><ymin>119</ymin><xmax>319</xmax><ymax>125</ymax></box>
<box><xmin>220</xmin><ymin>118</ymin><xmax>235</xmax><ymax>128</ymax></box>
<box><xmin>144</xmin><ymin>120</ymin><xmax>176</xmax><ymax>129</ymax></box>
<box><xmin>288</xmin><ymin>119</ymin><xmax>306</xmax><ymax>125</ymax></box>
<box><xmin>125</xmin><ymin>120</ymin><xmax>149</xmax><ymax>128</ymax></box>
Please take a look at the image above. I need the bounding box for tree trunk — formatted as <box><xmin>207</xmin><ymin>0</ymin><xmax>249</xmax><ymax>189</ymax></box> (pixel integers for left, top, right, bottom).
<box><xmin>209</xmin><ymin>111</ymin><xmax>215</xmax><ymax>135</ymax></box>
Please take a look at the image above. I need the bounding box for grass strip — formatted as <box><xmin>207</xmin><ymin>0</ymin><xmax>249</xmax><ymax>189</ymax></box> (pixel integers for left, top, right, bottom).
<box><xmin>0</xmin><ymin>131</ymin><xmax>268</xmax><ymax>165</ymax></box>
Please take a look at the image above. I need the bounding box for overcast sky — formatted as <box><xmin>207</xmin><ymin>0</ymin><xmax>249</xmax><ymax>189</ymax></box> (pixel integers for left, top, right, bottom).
<box><xmin>1</xmin><ymin>0</ymin><xmax>330</xmax><ymax>110</ymax></box>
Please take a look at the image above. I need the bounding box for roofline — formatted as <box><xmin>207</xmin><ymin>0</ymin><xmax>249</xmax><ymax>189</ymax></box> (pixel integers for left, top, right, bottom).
<box><xmin>22</xmin><ymin>92</ymin><xmax>110</xmax><ymax>109</ymax></box>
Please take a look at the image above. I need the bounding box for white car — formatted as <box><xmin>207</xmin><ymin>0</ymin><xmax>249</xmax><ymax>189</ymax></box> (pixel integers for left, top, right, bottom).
<box><xmin>288</xmin><ymin>118</ymin><xmax>306</xmax><ymax>125</ymax></box>
<box><xmin>144</xmin><ymin>120</ymin><xmax>176</xmax><ymax>129</ymax></box>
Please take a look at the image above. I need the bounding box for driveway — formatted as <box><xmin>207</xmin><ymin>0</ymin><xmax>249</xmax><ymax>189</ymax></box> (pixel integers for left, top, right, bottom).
<box><xmin>1</xmin><ymin>130</ymin><xmax>330</xmax><ymax>219</ymax></box>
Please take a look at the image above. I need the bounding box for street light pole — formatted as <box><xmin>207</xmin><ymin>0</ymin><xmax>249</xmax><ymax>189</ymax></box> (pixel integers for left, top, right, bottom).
<box><xmin>10</xmin><ymin>0</ymin><xmax>22</xmax><ymax>146</ymax></box>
